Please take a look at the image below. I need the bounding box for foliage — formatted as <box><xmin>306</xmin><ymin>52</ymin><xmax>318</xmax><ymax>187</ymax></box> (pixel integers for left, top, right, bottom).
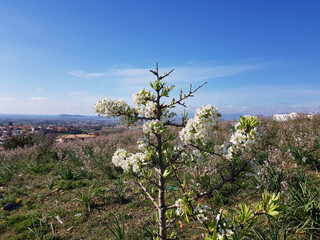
<box><xmin>0</xmin><ymin>66</ymin><xmax>319</xmax><ymax>239</ymax></box>
<box><xmin>3</xmin><ymin>135</ymin><xmax>35</xmax><ymax>150</ymax></box>
<box><xmin>75</xmin><ymin>185</ymin><xmax>96</xmax><ymax>212</ymax></box>
<box><xmin>94</xmin><ymin>65</ymin><xmax>265</xmax><ymax>239</ymax></box>
<box><xmin>109</xmin><ymin>177</ymin><xmax>128</xmax><ymax>204</ymax></box>
<box><xmin>105</xmin><ymin>212</ymin><xmax>126</xmax><ymax>240</ymax></box>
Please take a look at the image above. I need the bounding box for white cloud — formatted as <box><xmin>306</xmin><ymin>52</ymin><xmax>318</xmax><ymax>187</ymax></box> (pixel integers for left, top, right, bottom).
<box><xmin>104</xmin><ymin>62</ymin><xmax>269</xmax><ymax>86</ymax></box>
<box><xmin>65</xmin><ymin>62</ymin><xmax>319</xmax><ymax>116</ymax></box>
<box><xmin>0</xmin><ymin>97</ymin><xmax>15</xmax><ymax>102</ymax></box>
<box><xmin>29</xmin><ymin>97</ymin><xmax>48</xmax><ymax>101</ymax></box>
<box><xmin>68</xmin><ymin>70</ymin><xmax>105</xmax><ymax>78</ymax></box>
<box><xmin>67</xmin><ymin>61</ymin><xmax>270</xmax><ymax>86</ymax></box>
<box><xmin>185</xmin><ymin>84</ymin><xmax>320</xmax><ymax>115</ymax></box>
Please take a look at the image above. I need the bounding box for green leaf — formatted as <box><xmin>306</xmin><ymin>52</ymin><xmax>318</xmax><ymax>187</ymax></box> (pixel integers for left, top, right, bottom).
<box><xmin>162</xmin><ymin>169</ymin><xmax>171</xmax><ymax>178</ymax></box>
<box><xmin>168</xmin><ymin>134</ymin><xmax>175</xmax><ymax>141</ymax></box>
<box><xmin>184</xmin><ymin>213</ymin><xmax>189</xmax><ymax>223</ymax></box>
<box><xmin>267</xmin><ymin>211</ymin><xmax>279</xmax><ymax>216</ymax></box>
<box><xmin>186</xmin><ymin>205</ymin><xmax>192</xmax><ymax>214</ymax></box>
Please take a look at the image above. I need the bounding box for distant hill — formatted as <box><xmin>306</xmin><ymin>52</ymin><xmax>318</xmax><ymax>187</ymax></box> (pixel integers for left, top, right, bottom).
<box><xmin>58</xmin><ymin>114</ymin><xmax>87</xmax><ymax>118</ymax></box>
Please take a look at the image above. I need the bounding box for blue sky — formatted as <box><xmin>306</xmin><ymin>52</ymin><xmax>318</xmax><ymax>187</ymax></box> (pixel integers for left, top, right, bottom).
<box><xmin>0</xmin><ymin>0</ymin><xmax>319</xmax><ymax>116</ymax></box>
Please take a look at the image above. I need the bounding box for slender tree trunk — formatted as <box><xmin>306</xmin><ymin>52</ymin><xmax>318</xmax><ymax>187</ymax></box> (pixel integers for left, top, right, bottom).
<box><xmin>157</xmin><ymin>118</ymin><xmax>167</xmax><ymax>239</ymax></box>
<box><xmin>155</xmin><ymin>73</ymin><xmax>167</xmax><ymax>240</ymax></box>
<box><xmin>158</xmin><ymin>173</ymin><xmax>166</xmax><ymax>239</ymax></box>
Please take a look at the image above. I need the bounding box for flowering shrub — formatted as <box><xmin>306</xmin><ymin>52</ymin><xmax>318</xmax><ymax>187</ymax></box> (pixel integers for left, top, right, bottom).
<box><xmin>222</xmin><ymin>116</ymin><xmax>262</xmax><ymax>161</ymax></box>
<box><xmin>94</xmin><ymin>65</ymin><xmax>280</xmax><ymax>239</ymax></box>
<box><xmin>179</xmin><ymin>105</ymin><xmax>220</xmax><ymax>145</ymax></box>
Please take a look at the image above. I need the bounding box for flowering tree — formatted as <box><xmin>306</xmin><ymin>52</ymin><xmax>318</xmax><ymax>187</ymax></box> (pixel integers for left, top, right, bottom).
<box><xmin>94</xmin><ymin>64</ymin><xmax>281</xmax><ymax>239</ymax></box>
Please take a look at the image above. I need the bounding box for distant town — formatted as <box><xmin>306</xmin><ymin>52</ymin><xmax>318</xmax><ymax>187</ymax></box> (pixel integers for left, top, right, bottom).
<box><xmin>0</xmin><ymin>115</ymin><xmax>128</xmax><ymax>150</ymax></box>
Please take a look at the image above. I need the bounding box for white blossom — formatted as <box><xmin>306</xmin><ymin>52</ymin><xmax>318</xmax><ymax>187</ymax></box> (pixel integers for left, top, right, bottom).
<box><xmin>175</xmin><ymin>198</ymin><xmax>185</xmax><ymax>216</ymax></box>
<box><xmin>132</xmin><ymin>89</ymin><xmax>155</xmax><ymax>106</ymax></box>
<box><xmin>195</xmin><ymin>204</ymin><xmax>210</xmax><ymax>224</ymax></box>
<box><xmin>94</xmin><ymin>98</ymin><xmax>129</xmax><ymax>117</ymax></box>
<box><xmin>144</xmin><ymin>101</ymin><xmax>157</xmax><ymax>118</ymax></box>
<box><xmin>180</xmin><ymin>105</ymin><xmax>220</xmax><ymax>145</ymax></box>
<box><xmin>112</xmin><ymin>149</ymin><xmax>149</xmax><ymax>174</ymax></box>
<box><xmin>143</xmin><ymin>119</ymin><xmax>164</xmax><ymax>135</ymax></box>
<box><xmin>222</xmin><ymin>115</ymin><xmax>262</xmax><ymax>161</ymax></box>
<box><xmin>197</xmin><ymin>213</ymin><xmax>208</xmax><ymax>223</ymax></box>
<box><xmin>174</xmin><ymin>143</ymin><xmax>184</xmax><ymax>151</ymax></box>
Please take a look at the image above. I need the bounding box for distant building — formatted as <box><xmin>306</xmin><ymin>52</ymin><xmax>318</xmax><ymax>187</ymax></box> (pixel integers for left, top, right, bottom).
<box><xmin>57</xmin><ymin>133</ymin><xmax>99</xmax><ymax>143</ymax></box>
<box><xmin>273</xmin><ymin>112</ymin><xmax>299</xmax><ymax>121</ymax></box>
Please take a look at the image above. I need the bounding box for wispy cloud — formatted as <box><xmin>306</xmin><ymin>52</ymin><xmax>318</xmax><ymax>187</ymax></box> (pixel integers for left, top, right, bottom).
<box><xmin>67</xmin><ymin>61</ymin><xmax>270</xmax><ymax>85</ymax></box>
<box><xmin>105</xmin><ymin>62</ymin><xmax>269</xmax><ymax>86</ymax></box>
<box><xmin>186</xmin><ymin>84</ymin><xmax>320</xmax><ymax>115</ymax></box>
<box><xmin>0</xmin><ymin>97</ymin><xmax>15</xmax><ymax>102</ymax></box>
<box><xmin>29</xmin><ymin>97</ymin><xmax>48</xmax><ymax>101</ymax></box>
<box><xmin>68</xmin><ymin>70</ymin><xmax>106</xmax><ymax>78</ymax></box>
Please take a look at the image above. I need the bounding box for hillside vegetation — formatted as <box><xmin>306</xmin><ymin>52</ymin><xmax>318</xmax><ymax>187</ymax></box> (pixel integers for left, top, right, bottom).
<box><xmin>0</xmin><ymin>116</ymin><xmax>320</xmax><ymax>239</ymax></box>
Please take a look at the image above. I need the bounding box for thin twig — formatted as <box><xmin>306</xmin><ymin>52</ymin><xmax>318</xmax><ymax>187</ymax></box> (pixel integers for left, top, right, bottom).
<box><xmin>137</xmin><ymin>180</ymin><xmax>159</xmax><ymax>210</ymax></box>
<box><xmin>189</xmin><ymin>144</ymin><xmax>223</xmax><ymax>157</ymax></box>
<box><xmin>164</xmin><ymin>82</ymin><xmax>207</xmax><ymax>108</ymax></box>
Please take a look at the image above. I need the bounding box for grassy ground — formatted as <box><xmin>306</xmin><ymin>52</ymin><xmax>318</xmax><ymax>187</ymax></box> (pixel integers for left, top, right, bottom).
<box><xmin>0</xmin><ymin>117</ymin><xmax>320</xmax><ymax>239</ymax></box>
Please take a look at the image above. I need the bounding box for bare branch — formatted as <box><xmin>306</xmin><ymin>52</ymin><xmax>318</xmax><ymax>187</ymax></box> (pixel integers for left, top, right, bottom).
<box><xmin>164</xmin><ymin>81</ymin><xmax>207</xmax><ymax>108</ymax></box>
<box><xmin>144</xmin><ymin>177</ymin><xmax>161</xmax><ymax>189</ymax></box>
<box><xmin>189</xmin><ymin>144</ymin><xmax>223</xmax><ymax>157</ymax></box>
<box><xmin>166</xmin><ymin>217</ymin><xmax>176</xmax><ymax>229</ymax></box>
<box><xmin>163</xmin><ymin>120</ymin><xmax>185</xmax><ymax>128</ymax></box>
<box><xmin>137</xmin><ymin>180</ymin><xmax>159</xmax><ymax>210</ymax></box>
<box><xmin>159</xmin><ymin>68</ymin><xmax>174</xmax><ymax>80</ymax></box>
<box><xmin>150</xmin><ymin>63</ymin><xmax>159</xmax><ymax>79</ymax></box>
<box><xmin>166</xmin><ymin>204</ymin><xmax>177</xmax><ymax>210</ymax></box>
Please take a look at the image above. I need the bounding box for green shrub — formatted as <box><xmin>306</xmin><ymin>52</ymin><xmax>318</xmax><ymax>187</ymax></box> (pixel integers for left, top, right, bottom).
<box><xmin>7</xmin><ymin>212</ymin><xmax>42</xmax><ymax>234</ymax></box>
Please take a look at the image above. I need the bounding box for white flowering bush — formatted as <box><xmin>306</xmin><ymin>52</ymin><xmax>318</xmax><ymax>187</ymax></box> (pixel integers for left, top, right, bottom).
<box><xmin>222</xmin><ymin>115</ymin><xmax>262</xmax><ymax>161</ymax></box>
<box><xmin>95</xmin><ymin>64</ymin><xmax>281</xmax><ymax>239</ymax></box>
<box><xmin>179</xmin><ymin>105</ymin><xmax>221</xmax><ymax>145</ymax></box>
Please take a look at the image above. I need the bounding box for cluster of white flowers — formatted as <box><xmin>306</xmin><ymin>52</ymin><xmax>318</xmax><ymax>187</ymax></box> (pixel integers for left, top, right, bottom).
<box><xmin>216</xmin><ymin>216</ymin><xmax>235</xmax><ymax>239</ymax></box>
<box><xmin>143</xmin><ymin>119</ymin><xmax>164</xmax><ymax>135</ymax></box>
<box><xmin>173</xmin><ymin>143</ymin><xmax>184</xmax><ymax>152</ymax></box>
<box><xmin>137</xmin><ymin>136</ymin><xmax>148</xmax><ymax>149</ymax></box>
<box><xmin>132</xmin><ymin>89</ymin><xmax>158</xmax><ymax>118</ymax></box>
<box><xmin>137</xmin><ymin>136</ymin><xmax>150</xmax><ymax>154</ymax></box>
<box><xmin>132</xmin><ymin>89</ymin><xmax>155</xmax><ymax>106</ymax></box>
<box><xmin>175</xmin><ymin>198</ymin><xmax>185</xmax><ymax>216</ymax></box>
<box><xmin>94</xmin><ymin>98</ymin><xmax>129</xmax><ymax>117</ymax></box>
<box><xmin>222</xmin><ymin>115</ymin><xmax>262</xmax><ymax>161</ymax></box>
<box><xmin>112</xmin><ymin>149</ymin><xmax>148</xmax><ymax>173</ymax></box>
<box><xmin>179</xmin><ymin>105</ymin><xmax>220</xmax><ymax>145</ymax></box>
<box><xmin>217</xmin><ymin>228</ymin><xmax>234</xmax><ymax>239</ymax></box>
<box><xmin>143</xmin><ymin>101</ymin><xmax>157</xmax><ymax>118</ymax></box>
<box><xmin>194</xmin><ymin>205</ymin><xmax>209</xmax><ymax>223</ymax></box>
<box><xmin>194</xmin><ymin>205</ymin><xmax>236</xmax><ymax>239</ymax></box>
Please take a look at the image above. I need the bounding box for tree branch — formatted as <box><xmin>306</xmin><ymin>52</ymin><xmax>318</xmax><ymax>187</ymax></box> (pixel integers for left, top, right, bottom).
<box><xmin>137</xmin><ymin>180</ymin><xmax>159</xmax><ymax>210</ymax></box>
<box><xmin>163</xmin><ymin>120</ymin><xmax>185</xmax><ymax>127</ymax></box>
<box><xmin>164</xmin><ymin>82</ymin><xmax>207</xmax><ymax>108</ymax></box>
<box><xmin>159</xmin><ymin>68</ymin><xmax>174</xmax><ymax>80</ymax></box>
<box><xmin>189</xmin><ymin>144</ymin><xmax>223</xmax><ymax>157</ymax></box>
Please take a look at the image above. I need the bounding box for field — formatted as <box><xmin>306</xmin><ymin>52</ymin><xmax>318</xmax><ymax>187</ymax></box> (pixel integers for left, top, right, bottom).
<box><xmin>0</xmin><ymin>116</ymin><xmax>320</xmax><ymax>240</ymax></box>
